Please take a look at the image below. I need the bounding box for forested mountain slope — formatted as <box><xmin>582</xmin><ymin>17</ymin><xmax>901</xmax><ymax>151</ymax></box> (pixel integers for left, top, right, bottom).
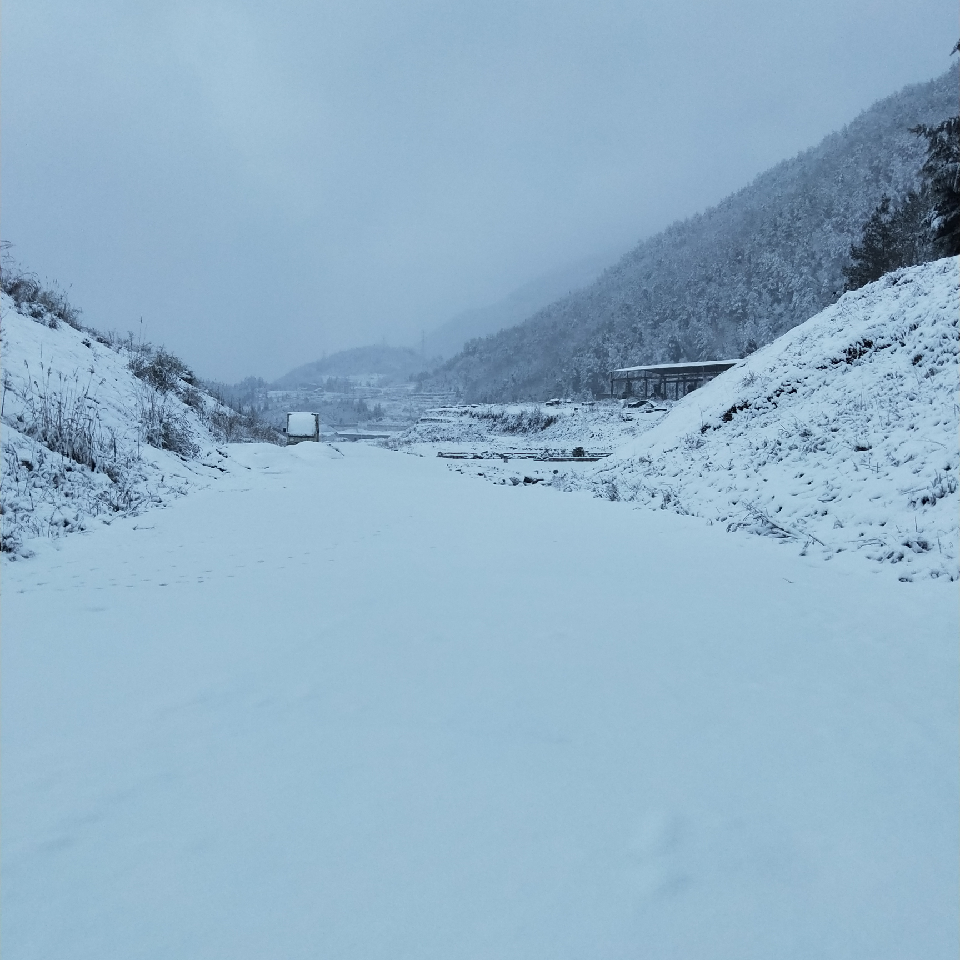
<box><xmin>429</xmin><ymin>65</ymin><xmax>958</xmax><ymax>401</ymax></box>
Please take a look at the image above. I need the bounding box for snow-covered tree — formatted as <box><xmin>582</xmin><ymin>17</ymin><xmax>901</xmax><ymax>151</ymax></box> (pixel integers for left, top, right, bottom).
<box><xmin>914</xmin><ymin>116</ymin><xmax>960</xmax><ymax>255</ymax></box>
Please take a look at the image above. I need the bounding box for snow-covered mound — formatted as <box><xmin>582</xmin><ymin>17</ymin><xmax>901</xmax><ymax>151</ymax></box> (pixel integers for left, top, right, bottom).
<box><xmin>563</xmin><ymin>258</ymin><xmax>959</xmax><ymax>580</ymax></box>
<box><xmin>1</xmin><ymin>294</ymin><xmax>234</xmax><ymax>556</ymax></box>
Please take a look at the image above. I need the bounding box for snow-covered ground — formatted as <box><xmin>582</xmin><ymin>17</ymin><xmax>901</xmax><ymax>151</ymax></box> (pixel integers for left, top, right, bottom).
<box><xmin>391</xmin><ymin>398</ymin><xmax>669</xmax><ymax>491</ymax></box>
<box><xmin>398</xmin><ymin>258</ymin><xmax>960</xmax><ymax>581</ymax></box>
<box><xmin>1</xmin><ymin>295</ymin><xmax>235</xmax><ymax>554</ymax></box>
<box><xmin>395</xmin><ymin>397</ymin><xmax>659</xmax><ymax>457</ymax></box>
<box><xmin>3</xmin><ymin>440</ymin><xmax>957</xmax><ymax>958</ymax></box>
<box><xmin>2</xmin><ymin>259</ymin><xmax>957</xmax><ymax>956</ymax></box>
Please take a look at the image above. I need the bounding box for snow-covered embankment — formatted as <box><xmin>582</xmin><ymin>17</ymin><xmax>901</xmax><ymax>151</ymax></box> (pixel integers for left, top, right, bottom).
<box><xmin>0</xmin><ymin>294</ymin><xmax>234</xmax><ymax>555</ymax></box>
<box><xmin>562</xmin><ymin>258</ymin><xmax>959</xmax><ymax>580</ymax></box>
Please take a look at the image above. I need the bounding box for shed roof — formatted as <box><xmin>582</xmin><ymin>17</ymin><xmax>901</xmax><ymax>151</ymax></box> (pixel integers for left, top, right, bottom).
<box><xmin>611</xmin><ymin>360</ymin><xmax>738</xmax><ymax>376</ymax></box>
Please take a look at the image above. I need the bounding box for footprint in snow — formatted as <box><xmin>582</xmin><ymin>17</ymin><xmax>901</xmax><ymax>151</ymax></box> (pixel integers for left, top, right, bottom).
<box><xmin>622</xmin><ymin>810</ymin><xmax>689</xmax><ymax>900</ymax></box>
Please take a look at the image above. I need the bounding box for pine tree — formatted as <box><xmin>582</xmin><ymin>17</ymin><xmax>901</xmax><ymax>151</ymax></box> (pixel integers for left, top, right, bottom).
<box><xmin>913</xmin><ymin>116</ymin><xmax>960</xmax><ymax>255</ymax></box>
<box><xmin>889</xmin><ymin>188</ymin><xmax>936</xmax><ymax>264</ymax></box>
<box><xmin>843</xmin><ymin>196</ymin><xmax>898</xmax><ymax>290</ymax></box>
<box><xmin>843</xmin><ymin>185</ymin><xmax>939</xmax><ymax>291</ymax></box>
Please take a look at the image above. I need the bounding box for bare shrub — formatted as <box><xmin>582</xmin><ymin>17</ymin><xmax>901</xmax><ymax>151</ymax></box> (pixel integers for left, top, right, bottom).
<box><xmin>136</xmin><ymin>387</ymin><xmax>199</xmax><ymax>458</ymax></box>
<box><xmin>129</xmin><ymin>346</ymin><xmax>197</xmax><ymax>394</ymax></box>
<box><xmin>15</xmin><ymin>364</ymin><xmax>108</xmax><ymax>470</ymax></box>
<box><xmin>1</xmin><ymin>246</ymin><xmax>82</xmax><ymax>329</ymax></box>
<box><xmin>467</xmin><ymin>405</ymin><xmax>559</xmax><ymax>434</ymax></box>
<box><xmin>204</xmin><ymin>383</ymin><xmax>284</xmax><ymax>444</ymax></box>
<box><xmin>180</xmin><ymin>384</ymin><xmax>206</xmax><ymax>410</ymax></box>
<box><xmin>727</xmin><ymin>501</ymin><xmax>824</xmax><ymax>545</ymax></box>
<box><xmin>1</xmin><ymin>436</ymin><xmax>152</xmax><ymax>555</ymax></box>
<box><xmin>1</xmin><ymin>367</ymin><xmax>154</xmax><ymax>553</ymax></box>
<box><xmin>208</xmin><ymin>404</ymin><xmax>283</xmax><ymax>443</ymax></box>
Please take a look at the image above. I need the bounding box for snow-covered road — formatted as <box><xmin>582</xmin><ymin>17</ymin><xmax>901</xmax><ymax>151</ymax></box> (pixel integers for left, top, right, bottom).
<box><xmin>3</xmin><ymin>442</ymin><xmax>957</xmax><ymax>959</ymax></box>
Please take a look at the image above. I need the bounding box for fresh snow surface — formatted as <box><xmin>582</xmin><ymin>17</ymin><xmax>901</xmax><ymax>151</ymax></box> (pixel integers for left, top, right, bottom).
<box><xmin>1</xmin><ymin>295</ymin><xmax>233</xmax><ymax>553</ymax></box>
<box><xmin>3</xmin><ymin>440</ymin><xmax>957</xmax><ymax>959</ymax></box>
<box><xmin>578</xmin><ymin>258</ymin><xmax>960</xmax><ymax>580</ymax></box>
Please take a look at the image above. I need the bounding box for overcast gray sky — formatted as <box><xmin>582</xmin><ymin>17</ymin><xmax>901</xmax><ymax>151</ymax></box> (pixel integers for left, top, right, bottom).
<box><xmin>2</xmin><ymin>0</ymin><xmax>954</xmax><ymax>381</ymax></box>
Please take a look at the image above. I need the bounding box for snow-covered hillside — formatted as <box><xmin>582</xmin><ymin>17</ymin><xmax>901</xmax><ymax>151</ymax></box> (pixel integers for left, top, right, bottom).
<box><xmin>1</xmin><ymin>294</ymin><xmax>235</xmax><ymax>555</ymax></box>
<box><xmin>560</xmin><ymin>258</ymin><xmax>959</xmax><ymax>580</ymax></box>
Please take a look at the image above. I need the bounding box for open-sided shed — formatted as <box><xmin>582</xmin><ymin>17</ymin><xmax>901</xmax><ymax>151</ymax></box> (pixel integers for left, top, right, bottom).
<box><xmin>610</xmin><ymin>360</ymin><xmax>738</xmax><ymax>400</ymax></box>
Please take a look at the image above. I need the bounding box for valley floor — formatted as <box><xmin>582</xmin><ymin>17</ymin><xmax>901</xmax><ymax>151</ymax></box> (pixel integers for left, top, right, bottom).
<box><xmin>3</xmin><ymin>442</ymin><xmax>957</xmax><ymax>959</ymax></box>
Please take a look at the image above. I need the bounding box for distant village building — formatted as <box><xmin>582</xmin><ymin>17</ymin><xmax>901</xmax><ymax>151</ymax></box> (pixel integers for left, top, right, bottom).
<box><xmin>285</xmin><ymin>411</ymin><xmax>321</xmax><ymax>444</ymax></box>
<box><xmin>610</xmin><ymin>360</ymin><xmax>738</xmax><ymax>401</ymax></box>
